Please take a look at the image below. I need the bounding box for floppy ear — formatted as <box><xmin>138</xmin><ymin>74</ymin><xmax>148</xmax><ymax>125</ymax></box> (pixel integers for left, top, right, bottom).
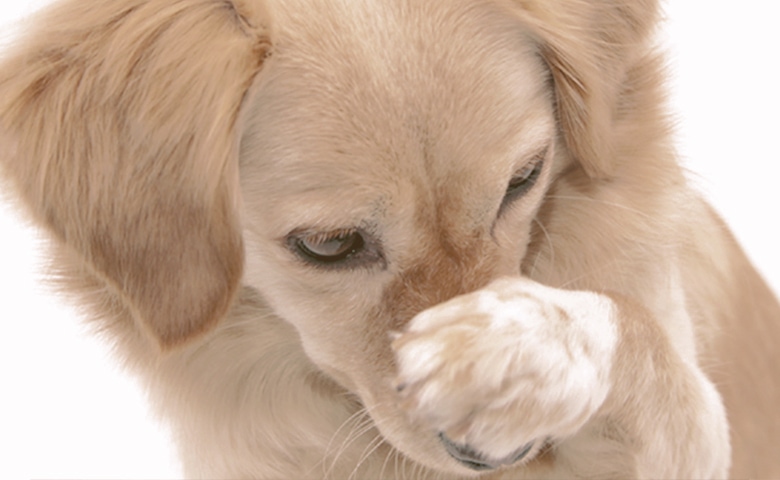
<box><xmin>0</xmin><ymin>0</ymin><xmax>271</xmax><ymax>348</ymax></box>
<box><xmin>509</xmin><ymin>0</ymin><xmax>660</xmax><ymax>178</ymax></box>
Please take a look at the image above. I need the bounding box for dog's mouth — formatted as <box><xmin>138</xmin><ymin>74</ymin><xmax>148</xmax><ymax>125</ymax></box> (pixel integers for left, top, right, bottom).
<box><xmin>438</xmin><ymin>433</ymin><xmax>536</xmax><ymax>471</ymax></box>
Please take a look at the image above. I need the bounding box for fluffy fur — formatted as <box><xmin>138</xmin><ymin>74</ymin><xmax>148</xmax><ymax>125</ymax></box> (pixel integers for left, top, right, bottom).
<box><xmin>1</xmin><ymin>0</ymin><xmax>778</xmax><ymax>478</ymax></box>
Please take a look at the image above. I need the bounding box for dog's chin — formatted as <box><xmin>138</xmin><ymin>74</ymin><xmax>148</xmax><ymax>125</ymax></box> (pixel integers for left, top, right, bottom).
<box><xmin>360</xmin><ymin>400</ymin><xmax>470</xmax><ymax>475</ymax></box>
<box><xmin>352</xmin><ymin>385</ymin><xmax>522</xmax><ymax>477</ymax></box>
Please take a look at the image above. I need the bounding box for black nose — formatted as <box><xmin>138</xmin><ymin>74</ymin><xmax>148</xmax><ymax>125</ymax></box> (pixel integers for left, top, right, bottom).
<box><xmin>439</xmin><ymin>433</ymin><xmax>535</xmax><ymax>471</ymax></box>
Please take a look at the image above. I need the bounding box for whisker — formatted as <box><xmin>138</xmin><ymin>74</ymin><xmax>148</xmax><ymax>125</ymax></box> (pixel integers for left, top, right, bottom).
<box><xmin>324</xmin><ymin>406</ymin><xmax>370</xmax><ymax>460</ymax></box>
<box><xmin>378</xmin><ymin>441</ymin><xmax>397</xmax><ymax>480</ymax></box>
<box><xmin>325</xmin><ymin>415</ymin><xmax>376</xmax><ymax>479</ymax></box>
<box><xmin>324</xmin><ymin>398</ymin><xmax>403</xmax><ymax>479</ymax></box>
<box><xmin>319</xmin><ymin>406</ymin><xmax>374</xmax><ymax>479</ymax></box>
<box><xmin>348</xmin><ymin>432</ymin><xmax>387</xmax><ymax>480</ymax></box>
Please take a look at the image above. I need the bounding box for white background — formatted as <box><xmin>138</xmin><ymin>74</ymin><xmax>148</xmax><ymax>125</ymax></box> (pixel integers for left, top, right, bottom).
<box><xmin>1</xmin><ymin>2</ymin><xmax>778</xmax><ymax>479</ymax></box>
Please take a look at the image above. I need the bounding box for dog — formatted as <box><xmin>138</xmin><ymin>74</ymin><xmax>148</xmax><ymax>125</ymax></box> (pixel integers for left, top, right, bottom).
<box><xmin>1</xmin><ymin>0</ymin><xmax>779</xmax><ymax>478</ymax></box>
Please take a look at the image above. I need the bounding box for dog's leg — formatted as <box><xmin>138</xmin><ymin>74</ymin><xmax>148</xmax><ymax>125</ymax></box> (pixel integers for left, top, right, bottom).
<box><xmin>392</xmin><ymin>277</ymin><xmax>730</xmax><ymax>478</ymax></box>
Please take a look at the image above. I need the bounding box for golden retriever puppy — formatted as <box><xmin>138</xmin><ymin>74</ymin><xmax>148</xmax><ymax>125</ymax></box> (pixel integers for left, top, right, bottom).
<box><xmin>1</xmin><ymin>0</ymin><xmax>778</xmax><ymax>478</ymax></box>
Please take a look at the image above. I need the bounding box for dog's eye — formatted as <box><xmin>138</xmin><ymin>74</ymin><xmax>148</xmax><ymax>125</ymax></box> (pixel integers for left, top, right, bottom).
<box><xmin>507</xmin><ymin>157</ymin><xmax>543</xmax><ymax>198</ymax></box>
<box><xmin>294</xmin><ymin>229</ymin><xmax>366</xmax><ymax>264</ymax></box>
<box><xmin>501</xmin><ymin>155</ymin><xmax>545</xmax><ymax>210</ymax></box>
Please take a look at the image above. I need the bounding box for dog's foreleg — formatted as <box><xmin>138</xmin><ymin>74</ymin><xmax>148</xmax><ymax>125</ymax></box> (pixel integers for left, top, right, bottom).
<box><xmin>392</xmin><ymin>277</ymin><xmax>730</xmax><ymax>478</ymax></box>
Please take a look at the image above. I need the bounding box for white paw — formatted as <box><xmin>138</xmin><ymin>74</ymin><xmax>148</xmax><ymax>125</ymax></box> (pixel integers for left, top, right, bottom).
<box><xmin>392</xmin><ymin>277</ymin><xmax>617</xmax><ymax>463</ymax></box>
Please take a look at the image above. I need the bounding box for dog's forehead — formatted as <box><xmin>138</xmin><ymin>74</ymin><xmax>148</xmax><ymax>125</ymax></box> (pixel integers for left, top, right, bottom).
<box><xmin>242</xmin><ymin>0</ymin><xmax>553</xmax><ymax>230</ymax></box>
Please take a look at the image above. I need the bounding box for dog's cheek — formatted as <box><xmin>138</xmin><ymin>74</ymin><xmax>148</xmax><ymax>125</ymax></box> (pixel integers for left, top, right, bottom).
<box><xmin>243</xmin><ymin>256</ymin><xmax>391</xmax><ymax>385</ymax></box>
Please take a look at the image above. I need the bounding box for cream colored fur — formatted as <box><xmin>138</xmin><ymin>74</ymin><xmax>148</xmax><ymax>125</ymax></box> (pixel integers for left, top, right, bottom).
<box><xmin>1</xmin><ymin>0</ymin><xmax>778</xmax><ymax>478</ymax></box>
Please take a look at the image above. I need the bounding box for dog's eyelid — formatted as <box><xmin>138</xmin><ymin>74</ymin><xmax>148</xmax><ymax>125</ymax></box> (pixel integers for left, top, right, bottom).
<box><xmin>524</xmin><ymin>146</ymin><xmax>549</xmax><ymax>170</ymax></box>
<box><xmin>298</xmin><ymin>229</ymin><xmax>363</xmax><ymax>260</ymax></box>
<box><xmin>499</xmin><ymin>147</ymin><xmax>547</xmax><ymax>213</ymax></box>
<box><xmin>285</xmin><ymin>227</ymin><xmax>385</xmax><ymax>270</ymax></box>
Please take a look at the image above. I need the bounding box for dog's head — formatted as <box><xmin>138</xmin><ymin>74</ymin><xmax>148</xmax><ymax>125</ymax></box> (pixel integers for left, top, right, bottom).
<box><xmin>0</xmin><ymin>0</ymin><xmax>660</xmax><ymax>474</ymax></box>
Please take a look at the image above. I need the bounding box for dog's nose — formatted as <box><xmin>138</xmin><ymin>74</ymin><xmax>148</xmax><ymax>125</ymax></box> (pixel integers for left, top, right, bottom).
<box><xmin>439</xmin><ymin>433</ymin><xmax>535</xmax><ymax>471</ymax></box>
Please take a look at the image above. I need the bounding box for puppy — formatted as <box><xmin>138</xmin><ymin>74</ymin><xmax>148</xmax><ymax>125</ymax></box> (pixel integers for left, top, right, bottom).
<box><xmin>1</xmin><ymin>0</ymin><xmax>778</xmax><ymax>478</ymax></box>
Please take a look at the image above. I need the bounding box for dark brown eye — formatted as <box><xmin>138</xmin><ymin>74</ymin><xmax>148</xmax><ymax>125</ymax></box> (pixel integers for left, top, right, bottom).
<box><xmin>294</xmin><ymin>229</ymin><xmax>365</xmax><ymax>264</ymax></box>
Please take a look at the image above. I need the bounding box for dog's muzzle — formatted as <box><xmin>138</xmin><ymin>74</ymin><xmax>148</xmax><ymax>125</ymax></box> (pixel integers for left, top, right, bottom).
<box><xmin>439</xmin><ymin>433</ymin><xmax>535</xmax><ymax>471</ymax></box>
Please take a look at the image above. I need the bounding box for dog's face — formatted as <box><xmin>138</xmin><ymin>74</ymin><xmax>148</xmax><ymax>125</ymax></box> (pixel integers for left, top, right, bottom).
<box><xmin>238</xmin><ymin>0</ymin><xmax>557</xmax><ymax>472</ymax></box>
<box><xmin>0</xmin><ymin>0</ymin><xmax>660</xmax><ymax>474</ymax></box>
